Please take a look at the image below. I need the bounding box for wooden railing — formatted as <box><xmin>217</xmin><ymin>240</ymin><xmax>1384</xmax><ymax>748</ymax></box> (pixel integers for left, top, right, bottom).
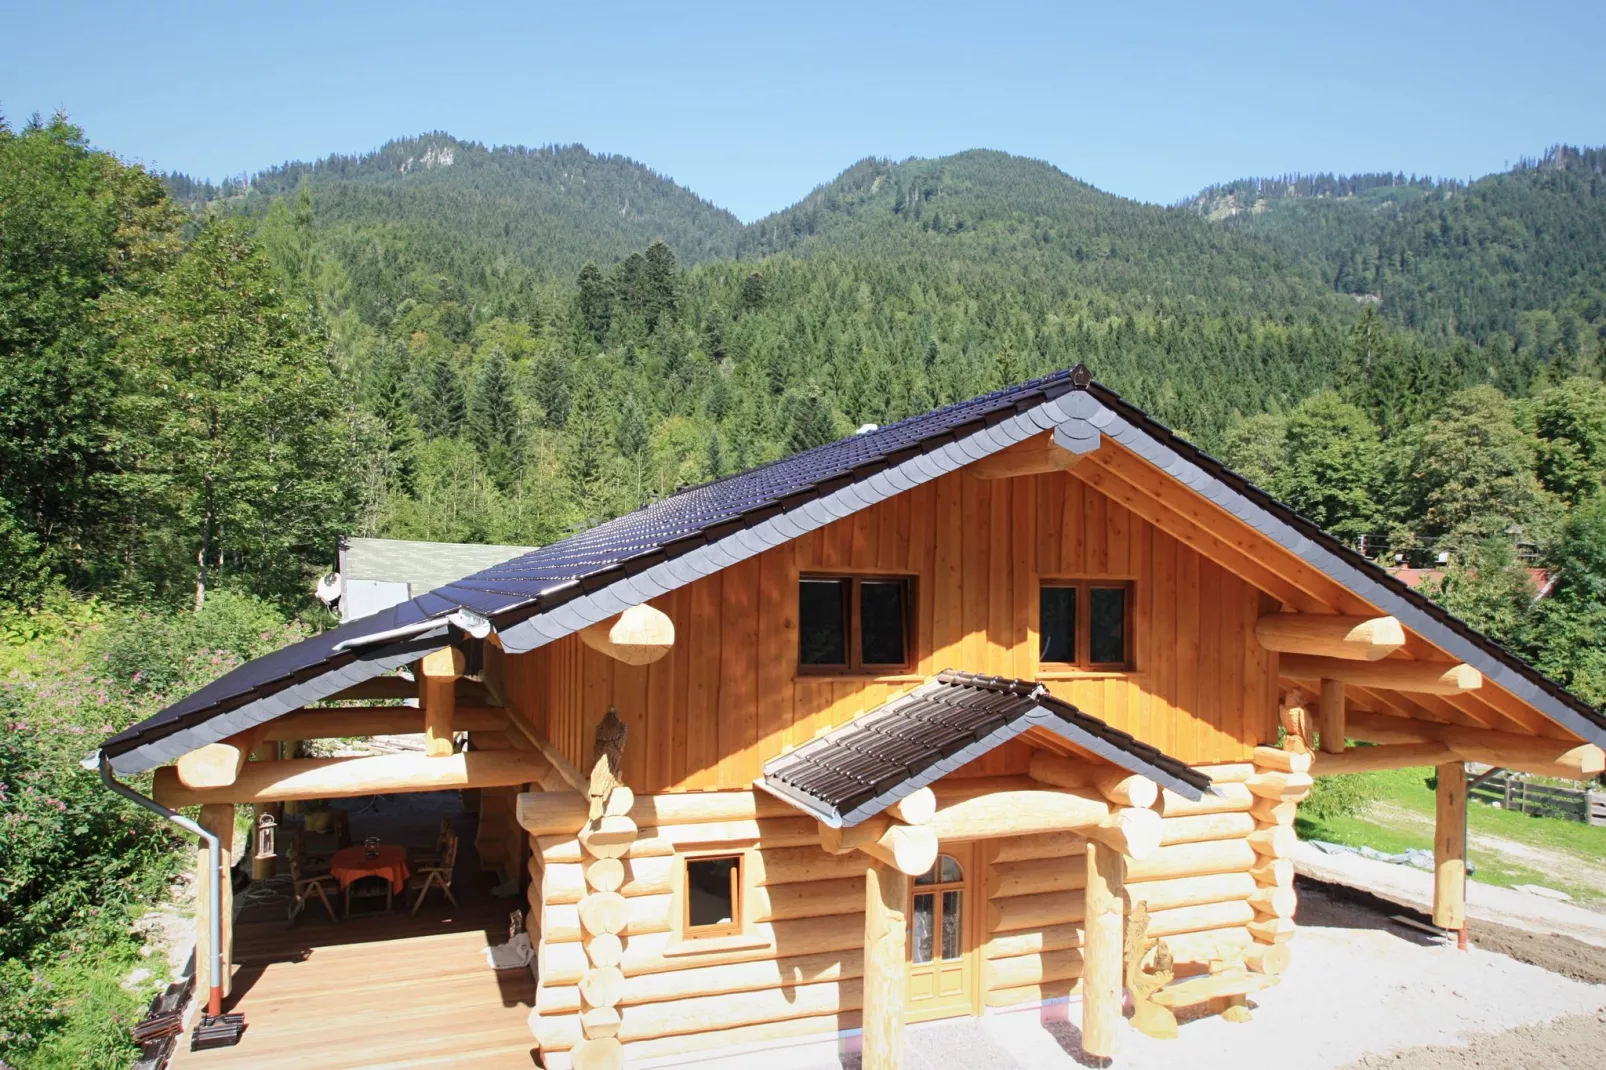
<box><xmin>1470</xmin><ymin>770</ymin><xmax>1606</xmax><ymax>826</ymax></box>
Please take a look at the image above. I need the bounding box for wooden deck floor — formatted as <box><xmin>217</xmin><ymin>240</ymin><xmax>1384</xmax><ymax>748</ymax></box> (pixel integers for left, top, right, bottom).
<box><xmin>173</xmin><ymin>793</ymin><xmax>538</xmax><ymax>1070</ymax></box>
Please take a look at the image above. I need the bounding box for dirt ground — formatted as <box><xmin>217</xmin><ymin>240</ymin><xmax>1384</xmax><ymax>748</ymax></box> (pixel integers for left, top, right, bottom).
<box><xmin>1341</xmin><ymin>1011</ymin><xmax>1606</xmax><ymax>1070</ymax></box>
<box><xmin>770</xmin><ymin>877</ymin><xmax>1606</xmax><ymax>1070</ymax></box>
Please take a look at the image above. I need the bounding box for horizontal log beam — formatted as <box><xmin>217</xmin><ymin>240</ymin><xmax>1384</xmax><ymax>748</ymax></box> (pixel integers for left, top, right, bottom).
<box><xmin>930</xmin><ymin>786</ymin><xmax>1111</xmax><ymax>841</ymax></box>
<box><xmin>1279</xmin><ymin>654</ymin><xmax>1481</xmax><ymax>695</ymax></box>
<box><xmin>258</xmin><ymin>705</ymin><xmax>507</xmax><ymax>741</ymax></box>
<box><xmin>579</xmin><ymin>604</ymin><xmax>675</xmax><ymax>666</ymax></box>
<box><xmin>1256</xmin><ymin>614</ymin><xmax>1405</xmax><ymax>661</ymax></box>
<box><xmin>154</xmin><ymin>750</ymin><xmax>551</xmax><ymax>807</ymax></box>
<box><xmin>1345</xmin><ymin>709</ymin><xmax>1604</xmax><ymax>780</ymax></box>
<box><xmin>1310</xmin><ymin>742</ymin><xmax>1460</xmax><ymax>776</ymax></box>
<box><xmin>176</xmin><ymin>725</ymin><xmax>267</xmax><ymax>789</ymax></box>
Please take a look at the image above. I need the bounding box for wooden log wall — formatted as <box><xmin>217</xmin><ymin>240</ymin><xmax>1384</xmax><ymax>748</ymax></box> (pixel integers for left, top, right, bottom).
<box><xmin>980</xmin><ymin>760</ymin><xmax>1277</xmax><ymax>1012</ymax></box>
<box><xmin>527</xmin><ymin>790</ymin><xmax>869</xmax><ymax>1069</ymax></box>
<box><xmin>502</xmin><ymin>468</ymin><xmax>1281</xmax><ymax>796</ymax></box>
<box><xmin>1246</xmin><ymin>746</ymin><xmax>1312</xmax><ymax>948</ymax></box>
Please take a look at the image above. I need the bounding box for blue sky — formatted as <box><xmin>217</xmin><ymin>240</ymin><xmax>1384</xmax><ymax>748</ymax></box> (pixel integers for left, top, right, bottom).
<box><xmin>5</xmin><ymin>1</ymin><xmax>1603</xmax><ymax>222</ymax></box>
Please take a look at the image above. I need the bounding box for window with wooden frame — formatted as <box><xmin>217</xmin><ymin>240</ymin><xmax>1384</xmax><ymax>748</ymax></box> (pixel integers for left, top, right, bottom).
<box><xmin>1039</xmin><ymin>580</ymin><xmax>1135</xmax><ymax>670</ymax></box>
<box><xmin>798</xmin><ymin>575</ymin><xmax>915</xmax><ymax>673</ymax></box>
<box><xmin>682</xmin><ymin>854</ymin><xmax>743</xmax><ymax>937</ymax></box>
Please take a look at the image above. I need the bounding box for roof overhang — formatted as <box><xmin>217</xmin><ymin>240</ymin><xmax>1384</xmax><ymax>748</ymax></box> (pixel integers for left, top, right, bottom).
<box><xmin>760</xmin><ymin>672</ymin><xmax>1213</xmax><ymax>828</ymax></box>
<box><xmin>100</xmin><ymin>368</ymin><xmax>1605</xmax><ymax>773</ymax></box>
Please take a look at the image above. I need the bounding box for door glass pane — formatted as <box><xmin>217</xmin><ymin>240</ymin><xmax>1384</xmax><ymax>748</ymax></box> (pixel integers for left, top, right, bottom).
<box><xmin>1040</xmin><ymin>586</ymin><xmax>1077</xmax><ymax>662</ymax></box>
<box><xmin>941</xmin><ymin>890</ymin><xmax>963</xmax><ymax>960</ymax></box>
<box><xmin>912</xmin><ymin>892</ymin><xmax>934</xmax><ymax>964</ymax></box>
<box><xmin>914</xmin><ymin>858</ymin><xmax>939</xmax><ymax>886</ymax></box>
<box><xmin>1089</xmin><ymin>586</ymin><xmax>1127</xmax><ymax>665</ymax></box>
<box><xmin>859</xmin><ymin>580</ymin><xmax>907</xmax><ymax>666</ymax></box>
<box><xmin>799</xmin><ymin>579</ymin><xmax>848</xmax><ymax>665</ymax></box>
<box><xmin>938</xmin><ymin>854</ymin><xmax>963</xmax><ymax>883</ymax></box>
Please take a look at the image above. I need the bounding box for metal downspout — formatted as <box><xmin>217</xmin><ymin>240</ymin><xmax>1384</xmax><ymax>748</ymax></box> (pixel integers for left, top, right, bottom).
<box><xmin>98</xmin><ymin>753</ymin><xmax>228</xmax><ymax>1019</ymax></box>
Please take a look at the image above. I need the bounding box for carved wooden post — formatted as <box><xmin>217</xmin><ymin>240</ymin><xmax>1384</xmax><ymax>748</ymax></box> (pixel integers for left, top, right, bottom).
<box><xmin>862</xmin><ymin>860</ymin><xmax>909</xmax><ymax>1070</ymax></box>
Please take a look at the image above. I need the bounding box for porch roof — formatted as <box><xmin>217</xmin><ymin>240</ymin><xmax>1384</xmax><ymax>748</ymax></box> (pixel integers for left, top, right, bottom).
<box><xmin>759</xmin><ymin>671</ymin><xmax>1214</xmax><ymax>828</ymax></box>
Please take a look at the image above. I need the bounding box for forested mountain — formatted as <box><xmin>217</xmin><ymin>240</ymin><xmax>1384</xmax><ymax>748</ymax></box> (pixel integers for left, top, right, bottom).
<box><xmin>733</xmin><ymin>151</ymin><xmax>1354</xmax><ymax>318</ymax></box>
<box><xmin>1187</xmin><ymin>146</ymin><xmax>1606</xmax><ymax>365</ymax></box>
<box><xmin>165</xmin><ymin>134</ymin><xmax>745</xmax><ymax>316</ymax></box>
<box><xmin>6</xmin><ymin>113</ymin><xmax>1606</xmax><ymax>1069</ymax></box>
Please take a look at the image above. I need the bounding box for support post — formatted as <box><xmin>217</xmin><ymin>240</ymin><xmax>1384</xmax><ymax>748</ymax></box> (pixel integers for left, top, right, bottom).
<box><xmin>1434</xmin><ymin>761</ymin><xmax>1467</xmax><ymax>933</ymax></box>
<box><xmin>1083</xmin><ymin>839</ymin><xmax>1126</xmax><ymax>1061</ymax></box>
<box><xmin>419</xmin><ymin>646</ymin><xmax>465</xmax><ymax>758</ymax></box>
<box><xmin>250</xmin><ymin>742</ymin><xmax>279</xmax><ymax>880</ymax></box>
<box><xmin>1318</xmin><ymin>678</ymin><xmax>1347</xmax><ymax>755</ymax></box>
<box><xmin>862</xmin><ymin>861</ymin><xmax>909</xmax><ymax>1070</ymax></box>
<box><xmin>195</xmin><ymin>803</ymin><xmax>235</xmax><ymax>998</ymax></box>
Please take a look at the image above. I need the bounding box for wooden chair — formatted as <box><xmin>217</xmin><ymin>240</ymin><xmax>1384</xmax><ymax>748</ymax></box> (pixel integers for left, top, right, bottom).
<box><xmin>408</xmin><ymin>830</ymin><xmax>459</xmax><ymax>915</ymax></box>
<box><xmin>288</xmin><ymin>853</ymin><xmax>339</xmax><ymax>925</ymax></box>
<box><xmin>408</xmin><ymin>817</ymin><xmax>454</xmax><ymax>871</ymax></box>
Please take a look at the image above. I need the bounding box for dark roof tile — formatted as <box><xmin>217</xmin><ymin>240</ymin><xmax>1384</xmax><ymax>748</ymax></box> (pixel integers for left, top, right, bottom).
<box><xmin>761</xmin><ymin>671</ymin><xmax>1213</xmax><ymax>827</ymax></box>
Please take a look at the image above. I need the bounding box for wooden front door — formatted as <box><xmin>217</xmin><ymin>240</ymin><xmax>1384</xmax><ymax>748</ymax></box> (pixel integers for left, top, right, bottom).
<box><xmin>906</xmin><ymin>843</ymin><xmax>978</xmax><ymax>1022</ymax></box>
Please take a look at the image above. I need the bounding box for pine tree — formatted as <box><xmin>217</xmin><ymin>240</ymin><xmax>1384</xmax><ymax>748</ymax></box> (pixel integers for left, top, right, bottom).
<box><xmin>737</xmin><ymin>271</ymin><xmax>768</xmax><ymax>313</ymax></box>
<box><xmin>417</xmin><ymin>355</ymin><xmax>467</xmax><ymax>439</ymax></box>
<box><xmin>468</xmin><ymin>348</ymin><xmax>521</xmax><ymax>487</ymax></box>
<box><xmin>365</xmin><ymin>342</ymin><xmax>420</xmax><ymax>494</ymax></box>
<box><xmin>576</xmin><ymin>263</ymin><xmax>611</xmax><ymax>346</ymax></box>
<box><xmin>642</xmin><ymin>241</ymin><xmax>680</xmax><ymax>333</ymax></box>
<box><xmin>781</xmin><ymin>385</ymin><xmax>840</xmax><ymax>454</ymax></box>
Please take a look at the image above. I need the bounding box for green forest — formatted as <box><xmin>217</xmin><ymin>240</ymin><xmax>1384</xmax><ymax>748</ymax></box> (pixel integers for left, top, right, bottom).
<box><xmin>3</xmin><ymin>113</ymin><xmax>1606</xmax><ymax>1066</ymax></box>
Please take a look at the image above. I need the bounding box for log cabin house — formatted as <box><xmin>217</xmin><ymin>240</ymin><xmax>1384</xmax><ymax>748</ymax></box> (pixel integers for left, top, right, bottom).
<box><xmin>96</xmin><ymin>365</ymin><xmax>1606</xmax><ymax>1070</ymax></box>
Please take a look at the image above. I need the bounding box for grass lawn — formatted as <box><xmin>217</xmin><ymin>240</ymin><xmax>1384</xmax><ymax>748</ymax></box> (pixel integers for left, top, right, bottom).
<box><xmin>1296</xmin><ymin>766</ymin><xmax>1606</xmax><ymax>906</ymax></box>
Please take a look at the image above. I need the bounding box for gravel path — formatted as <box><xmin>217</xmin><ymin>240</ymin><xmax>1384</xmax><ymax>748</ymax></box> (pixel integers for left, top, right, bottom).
<box><xmin>757</xmin><ymin>880</ymin><xmax>1606</xmax><ymax>1070</ymax></box>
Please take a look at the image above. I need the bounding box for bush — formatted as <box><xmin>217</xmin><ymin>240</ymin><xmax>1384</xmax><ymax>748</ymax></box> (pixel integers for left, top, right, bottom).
<box><xmin>1301</xmin><ymin>770</ymin><xmax>1384</xmax><ymax>821</ymax></box>
<box><xmin>0</xmin><ymin>589</ymin><xmax>312</xmax><ymax>1066</ymax></box>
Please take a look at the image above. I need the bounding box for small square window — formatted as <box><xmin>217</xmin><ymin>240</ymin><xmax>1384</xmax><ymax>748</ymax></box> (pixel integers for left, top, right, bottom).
<box><xmin>685</xmin><ymin>855</ymin><xmax>742</xmax><ymax>936</ymax></box>
<box><xmin>799</xmin><ymin>575</ymin><xmax>914</xmax><ymax>673</ymax></box>
<box><xmin>1039</xmin><ymin>580</ymin><xmax>1133</xmax><ymax>670</ymax></box>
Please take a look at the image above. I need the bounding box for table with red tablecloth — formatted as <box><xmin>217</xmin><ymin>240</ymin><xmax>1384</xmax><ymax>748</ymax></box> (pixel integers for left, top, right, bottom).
<box><xmin>329</xmin><ymin>844</ymin><xmax>410</xmax><ymax>894</ymax></box>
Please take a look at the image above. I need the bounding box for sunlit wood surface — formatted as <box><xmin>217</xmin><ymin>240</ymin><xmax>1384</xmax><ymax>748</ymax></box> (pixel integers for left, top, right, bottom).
<box><xmin>174</xmin><ymin>794</ymin><xmax>537</xmax><ymax>1070</ymax></box>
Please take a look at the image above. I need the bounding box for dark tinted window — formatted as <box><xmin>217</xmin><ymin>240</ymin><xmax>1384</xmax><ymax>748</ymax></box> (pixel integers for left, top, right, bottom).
<box><xmin>1040</xmin><ymin>586</ymin><xmax>1077</xmax><ymax>662</ymax></box>
<box><xmin>686</xmin><ymin>856</ymin><xmax>739</xmax><ymax>929</ymax></box>
<box><xmin>799</xmin><ymin>579</ymin><xmax>848</xmax><ymax>665</ymax></box>
<box><xmin>859</xmin><ymin>580</ymin><xmax>907</xmax><ymax>665</ymax></box>
<box><xmin>1089</xmin><ymin>586</ymin><xmax>1127</xmax><ymax>665</ymax></box>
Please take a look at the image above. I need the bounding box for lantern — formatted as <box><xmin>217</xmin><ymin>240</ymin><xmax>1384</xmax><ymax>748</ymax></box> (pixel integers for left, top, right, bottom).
<box><xmin>254</xmin><ymin>811</ymin><xmax>277</xmax><ymax>861</ymax></box>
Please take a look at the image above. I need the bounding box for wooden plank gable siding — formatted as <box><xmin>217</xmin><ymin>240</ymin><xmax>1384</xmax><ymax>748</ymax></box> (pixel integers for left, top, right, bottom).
<box><xmin>504</xmin><ymin>468</ymin><xmax>1281</xmax><ymax>794</ymax></box>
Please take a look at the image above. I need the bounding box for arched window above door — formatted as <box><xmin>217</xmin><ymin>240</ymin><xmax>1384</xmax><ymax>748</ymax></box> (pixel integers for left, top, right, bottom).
<box><xmin>915</xmin><ymin>853</ymin><xmax>964</xmax><ymax>886</ymax></box>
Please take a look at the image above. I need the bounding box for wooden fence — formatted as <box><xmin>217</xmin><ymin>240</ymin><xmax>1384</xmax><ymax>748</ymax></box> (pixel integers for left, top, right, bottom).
<box><xmin>1470</xmin><ymin>770</ymin><xmax>1606</xmax><ymax>826</ymax></box>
